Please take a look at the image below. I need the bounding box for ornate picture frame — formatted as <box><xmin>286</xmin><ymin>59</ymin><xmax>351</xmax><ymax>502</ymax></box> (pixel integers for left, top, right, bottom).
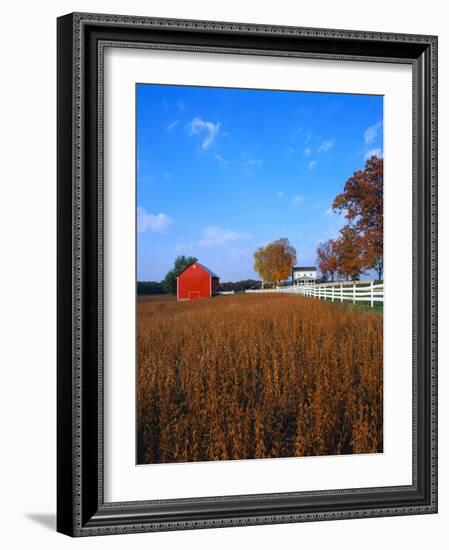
<box><xmin>57</xmin><ymin>12</ymin><xmax>437</xmax><ymax>536</ymax></box>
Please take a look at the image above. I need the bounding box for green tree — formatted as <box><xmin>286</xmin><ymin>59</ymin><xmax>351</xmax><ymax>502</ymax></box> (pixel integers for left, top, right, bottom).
<box><xmin>253</xmin><ymin>238</ymin><xmax>296</xmax><ymax>286</ymax></box>
<box><xmin>162</xmin><ymin>255</ymin><xmax>198</xmax><ymax>295</ymax></box>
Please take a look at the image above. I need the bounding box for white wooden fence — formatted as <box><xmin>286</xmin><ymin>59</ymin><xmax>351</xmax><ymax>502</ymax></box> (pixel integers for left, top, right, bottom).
<box><xmin>218</xmin><ymin>290</ymin><xmax>235</xmax><ymax>295</ymax></box>
<box><xmin>246</xmin><ymin>281</ymin><xmax>383</xmax><ymax>307</ymax></box>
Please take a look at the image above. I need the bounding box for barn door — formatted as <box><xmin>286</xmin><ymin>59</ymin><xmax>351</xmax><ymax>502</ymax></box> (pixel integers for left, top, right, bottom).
<box><xmin>188</xmin><ymin>291</ymin><xmax>201</xmax><ymax>300</ymax></box>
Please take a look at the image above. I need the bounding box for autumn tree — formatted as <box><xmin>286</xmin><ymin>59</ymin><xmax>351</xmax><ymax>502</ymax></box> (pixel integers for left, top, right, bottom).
<box><xmin>316</xmin><ymin>240</ymin><xmax>338</xmax><ymax>282</ymax></box>
<box><xmin>332</xmin><ymin>155</ymin><xmax>383</xmax><ymax>279</ymax></box>
<box><xmin>333</xmin><ymin>226</ymin><xmax>365</xmax><ymax>281</ymax></box>
<box><xmin>162</xmin><ymin>255</ymin><xmax>198</xmax><ymax>294</ymax></box>
<box><xmin>253</xmin><ymin>238</ymin><xmax>297</xmax><ymax>286</ymax></box>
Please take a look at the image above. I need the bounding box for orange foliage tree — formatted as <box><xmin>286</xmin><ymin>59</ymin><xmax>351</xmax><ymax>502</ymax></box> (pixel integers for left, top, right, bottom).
<box><xmin>316</xmin><ymin>240</ymin><xmax>338</xmax><ymax>282</ymax></box>
<box><xmin>332</xmin><ymin>155</ymin><xmax>383</xmax><ymax>280</ymax></box>
<box><xmin>253</xmin><ymin>238</ymin><xmax>297</xmax><ymax>285</ymax></box>
<box><xmin>333</xmin><ymin>226</ymin><xmax>365</xmax><ymax>281</ymax></box>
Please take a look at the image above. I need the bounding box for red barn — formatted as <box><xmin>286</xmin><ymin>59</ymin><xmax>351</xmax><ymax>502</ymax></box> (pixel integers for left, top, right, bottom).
<box><xmin>176</xmin><ymin>262</ymin><xmax>220</xmax><ymax>301</ymax></box>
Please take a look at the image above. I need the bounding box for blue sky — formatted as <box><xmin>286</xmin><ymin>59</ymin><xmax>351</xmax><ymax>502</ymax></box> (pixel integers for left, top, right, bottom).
<box><xmin>137</xmin><ymin>84</ymin><xmax>383</xmax><ymax>282</ymax></box>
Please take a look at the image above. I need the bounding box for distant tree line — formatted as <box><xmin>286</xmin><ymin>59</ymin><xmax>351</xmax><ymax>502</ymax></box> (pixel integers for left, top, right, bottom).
<box><xmin>137</xmin><ymin>281</ymin><xmax>165</xmax><ymax>295</ymax></box>
<box><xmin>138</xmin><ymin>255</ymin><xmax>198</xmax><ymax>295</ymax></box>
<box><xmin>138</xmin><ymin>256</ymin><xmax>265</xmax><ymax>295</ymax></box>
<box><xmin>317</xmin><ymin>156</ymin><xmax>383</xmax><ymax>282</ymax></box>
<box><xmin>219</xmin><ymin>279</ymin><xmax>262</xmax><ymax>292</ymax></box>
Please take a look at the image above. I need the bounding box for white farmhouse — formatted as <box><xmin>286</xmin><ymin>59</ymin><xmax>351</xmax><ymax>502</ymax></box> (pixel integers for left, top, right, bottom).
<box><xmin>292</xmin><ymin>266</ymin><xmax>317</xmax><ymax>286</ymax></box>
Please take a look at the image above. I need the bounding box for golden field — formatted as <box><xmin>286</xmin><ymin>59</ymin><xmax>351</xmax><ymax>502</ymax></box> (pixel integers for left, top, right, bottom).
<box><xmin>137</xmin><ymin>293</ymin><xmax>383</xmax><ymax>464</ymax></box>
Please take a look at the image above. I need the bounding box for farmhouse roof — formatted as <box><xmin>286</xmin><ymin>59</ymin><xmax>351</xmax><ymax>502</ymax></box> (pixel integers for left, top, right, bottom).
<box><xmin>292</xmin><ymin>266</ymin><xmax>317</xmax><ymax>271</ymax></box>
<box><xmin>176</xmin><ymin>261</ymin><xmax>219</xmax><ymax>279</ymax></box>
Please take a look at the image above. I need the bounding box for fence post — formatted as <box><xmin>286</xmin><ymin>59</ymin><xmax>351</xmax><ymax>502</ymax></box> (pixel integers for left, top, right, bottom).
<box><xmin>340</xmin><ymin>284</ymin><xmax>343</xmax><ymax>302</ymax></box>
<box><xmin>331</xmin><ymin>285</ymin><xmax>334</xmax><ymax>302</ymax></box>
<box><xmin>353</xmin><ymin>284</ymin><xmax>356</xmax><ymax>304</ymax></box>
<box><xmin>371</xmin><ymin>280</ymin><xmax>374</xmax><ymax>308</ymax></box>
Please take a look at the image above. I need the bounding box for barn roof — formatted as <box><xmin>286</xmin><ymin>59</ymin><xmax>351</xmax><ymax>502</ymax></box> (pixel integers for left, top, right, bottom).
<box><xmin>176</xmin><ymin>261</ymin><xmax>219</xmax><ymax>279</ymax></box>
<box><xmin>196</xmin><ymin>263</ymin><xmax>219</xmax><ymax>278</ymax></box>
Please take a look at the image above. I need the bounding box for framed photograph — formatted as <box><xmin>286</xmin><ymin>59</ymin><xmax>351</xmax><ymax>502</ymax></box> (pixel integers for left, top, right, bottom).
<box><xmin>57</xmin><ymin>12</ymin><xmax>438</xmax><ymax>536</ymax></box>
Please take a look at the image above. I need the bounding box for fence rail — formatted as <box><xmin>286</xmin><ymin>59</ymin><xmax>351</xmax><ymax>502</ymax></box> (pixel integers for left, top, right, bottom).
<box><xmin>246</xmin><ymin>281</ymin><xmax>383</xmax><ymax>307</ymax></box>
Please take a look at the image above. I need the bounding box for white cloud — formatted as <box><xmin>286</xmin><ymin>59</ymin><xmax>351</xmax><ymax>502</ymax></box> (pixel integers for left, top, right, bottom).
<box><xmin>214</xmin><ymin>154</ymin><xmax>229</xmax><ymax>166</ymax></box>
<box><xmin>318</xmin><ymin>139</ymin><xmax>334</xmax><ymax>153</ymax></box>
<box><xmin>244</xmin><ymin>158</ymin><xmax>263</xmax><ymax>167</ymax></box>
<box><xmin>199</xmin><ymin>225</ymin><xmax>250</xmax><ymax>246</ymax></box>
<box><xmin>174</xmin><ymin>240</ymin><xmax>194</xmax><ymax>253</ymax></box>
<box><xmin>304</xmin><ymin>147</ymin><xmax>312</xmax><ymax>157</ymax></box>
<box><xmin>364</xmin><ymin>148</ymin><xmax>382</xmax><ymax>160</ymax></box>
<box><xmin>167</xmin><ymin>120</ymin><xmax>179</xmax><ymax>131</ymax></box>
<box><xmin>229</xmin><ymin>247</ymin><xmax>252</xmax><ymax>259</ymax></box>
<box><xmin>277</xmin><ymin>191</ymin><xmax>284</xmax><ymax>198</ymax></box>
<box><xmin>137</xmin><ymin>207</ymin><xmax>173</xmax><ymax>233</ymax></box>
<box><xmin>308</xmin><ymin>160</ymin><xmax>317</xmax><ymax>170</ymax></box>
<box><xmin>364</xmin><ymin>121</ymin><xmax>382</xmax><ymax>144</ymax></box>
<box><xmin>322</xmin><ymin>100</ymin><xmax>342</xmax><ymax>116</ymax></box>
<box><xmin>187</xmin><ymin>117</ymin><xmax>221</xmax><ymax>149</ymax></box>
<box><xmin>292</xmin><ymin>195</ymin><xmax>304</xmax><ymax>205</ymax></box>
<box><xmin>325</xmin><ymin>207</ymin><xmax>334</xmax><ymax>215</ymax></box>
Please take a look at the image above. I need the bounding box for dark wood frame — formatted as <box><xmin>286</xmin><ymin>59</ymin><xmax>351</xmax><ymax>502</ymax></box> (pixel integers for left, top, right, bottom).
<box><xmin>57</xmin><ymin>12</ymin><xmax>438</xmax><ymax>537</ymax></box>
